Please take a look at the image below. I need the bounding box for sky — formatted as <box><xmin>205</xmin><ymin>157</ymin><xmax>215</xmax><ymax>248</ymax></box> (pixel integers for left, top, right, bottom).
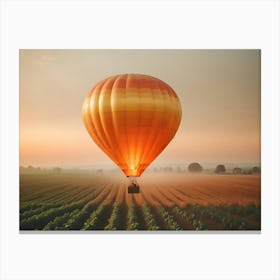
<box><xmin>19</xmin><ymin>49</ymin><xmax>261</xmax><ymax>168</ymax></box>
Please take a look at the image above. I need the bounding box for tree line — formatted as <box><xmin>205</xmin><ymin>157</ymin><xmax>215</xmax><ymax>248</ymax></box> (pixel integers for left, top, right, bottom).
<box><xmin>187</xmin><ymin>162</ymin><xmax>260</xmax><ymax>174</ymax></box>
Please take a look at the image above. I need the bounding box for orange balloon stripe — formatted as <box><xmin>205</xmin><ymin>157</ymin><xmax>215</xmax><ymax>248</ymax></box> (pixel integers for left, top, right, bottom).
<box><xmin>82</xmin><ymin>74</ymin><xmax>182</xmax><ymax>177</ymax></box>
<box><xmin>83</xmin><ymin>102</ymin><xmax>111</xmax><ymax>158</ymax></box>
<box><xmin>142</xmin><ymin>94</ymin><xmax>181</xmax><ymax>172</ymax></box>
<box><xmin>136</xmin><ymin>89</ymin><xmax>168</xmax><ymax>172</ymax></box>
<box><xmin>89</xmin><ymin>91</ymin><xmax>112</xmax><ymax>153</ymax></box>
<box><xmin>99</xmin><ymin>78</ymin><xmax>126</xmax><ymax>164</ymax></box>
<box><xmin>97</xmin><ymin>80</ymin><xmax>131</xmax><ymax>167</ymax></box>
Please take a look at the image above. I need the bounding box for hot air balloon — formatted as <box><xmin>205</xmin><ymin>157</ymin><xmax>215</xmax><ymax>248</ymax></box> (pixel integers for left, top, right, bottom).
<box><xmin>82</xmin><ymin>74</ymin><xmax>182</xmax><ymax>193</ymax></box>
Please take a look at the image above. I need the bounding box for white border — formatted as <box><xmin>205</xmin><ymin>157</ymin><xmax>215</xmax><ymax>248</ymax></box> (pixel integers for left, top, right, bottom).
<box><xmin>1</xmin><ymin>1</ymin><xmax>279</xmax><ymax>280</ymax></box>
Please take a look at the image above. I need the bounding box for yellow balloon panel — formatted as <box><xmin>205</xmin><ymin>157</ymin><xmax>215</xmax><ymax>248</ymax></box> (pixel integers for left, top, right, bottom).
<box><xmin>82</xmin><ymin>74</ymin><xmax>182</xmax><ymax>177</ymax></box>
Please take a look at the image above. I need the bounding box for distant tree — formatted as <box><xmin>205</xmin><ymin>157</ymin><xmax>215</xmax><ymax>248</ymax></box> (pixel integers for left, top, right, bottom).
<box><xmin>20</xmin><ymin>166</ymin><xmax>26</xmax><ymax>171</ymax></box>
<box><xmin>252</xmin><ymin>166</ymin><xmax>261</xmax><ymax>174</ymax></box>
<box><xmin>163</xmin><ymin>166</ymin><xmax>173</xmax><ymax>172</ymax></box>
<box><xmin>215</xmin><ymin>164</ymin><xmax>226</xmax><ymax>174</ymax></box>
<box><xmin>177</xmin><ymin>166</ymin><xmax>183</xmax><ymax>173</ymax></box>
<box><xmin>188</xmin><ymin>162</ymin><xmax>203</xmax><ymax>173</ymax></box>
<box><xmin>233</xmin><ymin>167</ymin><xmax>242</xmax><ymax>174</ymax></box>
<box><xmin>21</xmin><ymin>165</ymin><xmax>41</xmax><ymax>174</ymax></box>
<box><xmin>53</xmin><ymin>167</ymin><xmax>62</xmax><ymax>173</ymax></box>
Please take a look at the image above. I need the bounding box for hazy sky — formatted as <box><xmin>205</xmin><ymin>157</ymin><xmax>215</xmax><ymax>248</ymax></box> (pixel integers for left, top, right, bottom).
<box><xmin>20</xmin><ymin>50</ymin><xmax>260</xmax><ymax>168</ymax></box>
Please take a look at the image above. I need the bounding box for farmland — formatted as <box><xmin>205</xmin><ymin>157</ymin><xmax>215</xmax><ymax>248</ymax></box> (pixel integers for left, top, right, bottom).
<box><xmin>20</xmin><ymin>172</ymin><xmax>261</xmax><ymax>231</ymax></box>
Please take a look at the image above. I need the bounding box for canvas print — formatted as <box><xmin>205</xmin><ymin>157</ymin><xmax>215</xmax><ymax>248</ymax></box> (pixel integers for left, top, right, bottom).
<box><xmin>20</xmin><ymin>50</ymin><xmax>261</xmax><ymax>231</ymax></box>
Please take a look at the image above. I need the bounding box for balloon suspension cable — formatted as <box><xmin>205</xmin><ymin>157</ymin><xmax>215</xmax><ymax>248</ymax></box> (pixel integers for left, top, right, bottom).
<box><xmin>128</xmin><ymin>176</ymin><xmax>138</xmax><ymax>186</ymax></box>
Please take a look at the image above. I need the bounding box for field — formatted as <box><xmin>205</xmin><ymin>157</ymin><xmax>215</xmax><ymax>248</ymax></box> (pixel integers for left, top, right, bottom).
<box><xmin>20</xmin><ymin>172</ymin><xmax>261</xmax><ymax>231</ymax></box>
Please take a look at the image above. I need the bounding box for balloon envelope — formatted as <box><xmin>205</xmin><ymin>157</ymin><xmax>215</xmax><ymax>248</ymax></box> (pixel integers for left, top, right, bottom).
<box><xmin>82</xmin><ymin>74</ymin><xmax>182</xmax><ymax>177</ymax></box>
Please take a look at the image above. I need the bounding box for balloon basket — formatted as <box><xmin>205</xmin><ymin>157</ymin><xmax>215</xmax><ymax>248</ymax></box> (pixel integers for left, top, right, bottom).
<box><xmin>128</xmin><ymin>184</ymin><xmax>140</xmax><ymax>194</ymax></box>
<box><xmin>127</xmin><ymin>177</ymin><xmax>140</xmax><ymax>193</ymax></box>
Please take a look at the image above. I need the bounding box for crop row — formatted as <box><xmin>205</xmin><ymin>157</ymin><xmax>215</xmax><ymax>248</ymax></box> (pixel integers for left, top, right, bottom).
<box><xmin>184</xmin><ymin>204</ymin><xmax>260</xmax><ymax>230</ymax></box>
<box><xmin>105</xmin><ymin>203</ymin><xmax>122</xmax><ymax>230</ymax></box>
<box><xmin>20</xmin><ymin>202</ymin><xmax>260</xmax><ymax>231</ymax></box>
<box><xmin>20</xmin><ymin>201</ymin><xmax>84</xmax><ymax>230</ymax></box>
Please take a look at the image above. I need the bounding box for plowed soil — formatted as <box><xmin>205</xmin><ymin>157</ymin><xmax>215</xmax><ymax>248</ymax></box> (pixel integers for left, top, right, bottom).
<box><xmin>21</xmin><ymin>172</ymin><xmax>261</xmax><ymax>207</ymax></box>
<box><xmin>136</xmin><ymin>173</ymin><xmax>260</xmax><ymax>206</ymax></box>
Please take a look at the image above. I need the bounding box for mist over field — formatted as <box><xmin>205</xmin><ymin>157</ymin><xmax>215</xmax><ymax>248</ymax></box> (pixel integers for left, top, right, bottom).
<box><xmin>20</xmin><ymin>161</ymin><xmax>260</xmax><ymax>174</ymax></box>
